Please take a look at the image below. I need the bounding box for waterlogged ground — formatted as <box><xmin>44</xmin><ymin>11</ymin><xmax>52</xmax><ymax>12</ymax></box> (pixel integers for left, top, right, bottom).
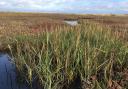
<box><xmin>0</xmin><ymin>54</ymin><xmax>82</xmax><ymax>89</ymax></box>
<box><xmin>0</xmin><ymin>54</ymin><xmax>29</xmax><ymax>89</ymax></box>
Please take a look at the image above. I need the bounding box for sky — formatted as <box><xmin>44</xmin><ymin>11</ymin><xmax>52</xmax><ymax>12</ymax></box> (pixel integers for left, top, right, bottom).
<box><xmin>0</xmin><ymin>0</ymin><xmax>128</xmax><ymax>14</ymax></box>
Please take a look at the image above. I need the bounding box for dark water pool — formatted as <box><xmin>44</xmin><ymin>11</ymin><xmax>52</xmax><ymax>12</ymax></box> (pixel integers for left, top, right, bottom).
<box><xmin>0</xmin><ymin>54</ymin><xmax>29</xmax><ymax>89</ymax></box>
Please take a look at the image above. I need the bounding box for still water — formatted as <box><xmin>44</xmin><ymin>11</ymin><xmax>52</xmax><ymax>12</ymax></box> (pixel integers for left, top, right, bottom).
<box><xmin>0</xmin><ymin>54</ymin><xmax>29</xmax><ymax>89</ymax></box>
<box><xmin>64</xmin><ymin>20</ymin><xmax>78</xmax><ymax>26</ymax></box>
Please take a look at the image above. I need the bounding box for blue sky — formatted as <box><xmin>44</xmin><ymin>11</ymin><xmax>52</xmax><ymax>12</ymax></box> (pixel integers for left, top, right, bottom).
<box><xmin>0</xmin><ymin>0</ymin><xmax>128</xmax><ymax>14</ymax></box>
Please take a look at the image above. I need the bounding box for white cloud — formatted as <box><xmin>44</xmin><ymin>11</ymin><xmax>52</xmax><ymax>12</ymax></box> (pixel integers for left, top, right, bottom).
<box><xmin>0</xmin><ymin>1</ymin><xmax>7</xmax><ymax>5</ymax></box>
<box><xmin>0</xmin><ymin>0</ymin><xmax>128</xmax><ymax>13</ymax></box>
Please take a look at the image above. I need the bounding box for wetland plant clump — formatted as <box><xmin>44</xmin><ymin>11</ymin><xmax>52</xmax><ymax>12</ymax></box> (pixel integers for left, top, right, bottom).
<box><xmin>3</xmin><ymin>21</ymin><xmax>128</xmax><ymax>89</ymax></box>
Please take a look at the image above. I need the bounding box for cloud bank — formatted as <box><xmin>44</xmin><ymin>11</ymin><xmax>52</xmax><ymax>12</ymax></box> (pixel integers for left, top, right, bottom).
<box><xmin>0</xmin><ymin>0</ymin><xmax>128</xmax><ymax>14</ymax></box>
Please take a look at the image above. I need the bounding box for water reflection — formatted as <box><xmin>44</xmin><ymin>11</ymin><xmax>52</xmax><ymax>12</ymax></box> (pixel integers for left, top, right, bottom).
<box><xmin>0</xmin><ymin>54</ymin><xmax>29</xmax><ymax>89</ymax></box>
<box><xmin>64</xmin><ymin>20</ymin><xmax>78</xmax><ymax>26</ymax></box>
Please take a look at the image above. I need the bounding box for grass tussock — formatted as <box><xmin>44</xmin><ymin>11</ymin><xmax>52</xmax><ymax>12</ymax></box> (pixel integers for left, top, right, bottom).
<box><xmin>4</xmin><ymin>21</ymin><xmax>128</xmax><ymax>89</ymax></box>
